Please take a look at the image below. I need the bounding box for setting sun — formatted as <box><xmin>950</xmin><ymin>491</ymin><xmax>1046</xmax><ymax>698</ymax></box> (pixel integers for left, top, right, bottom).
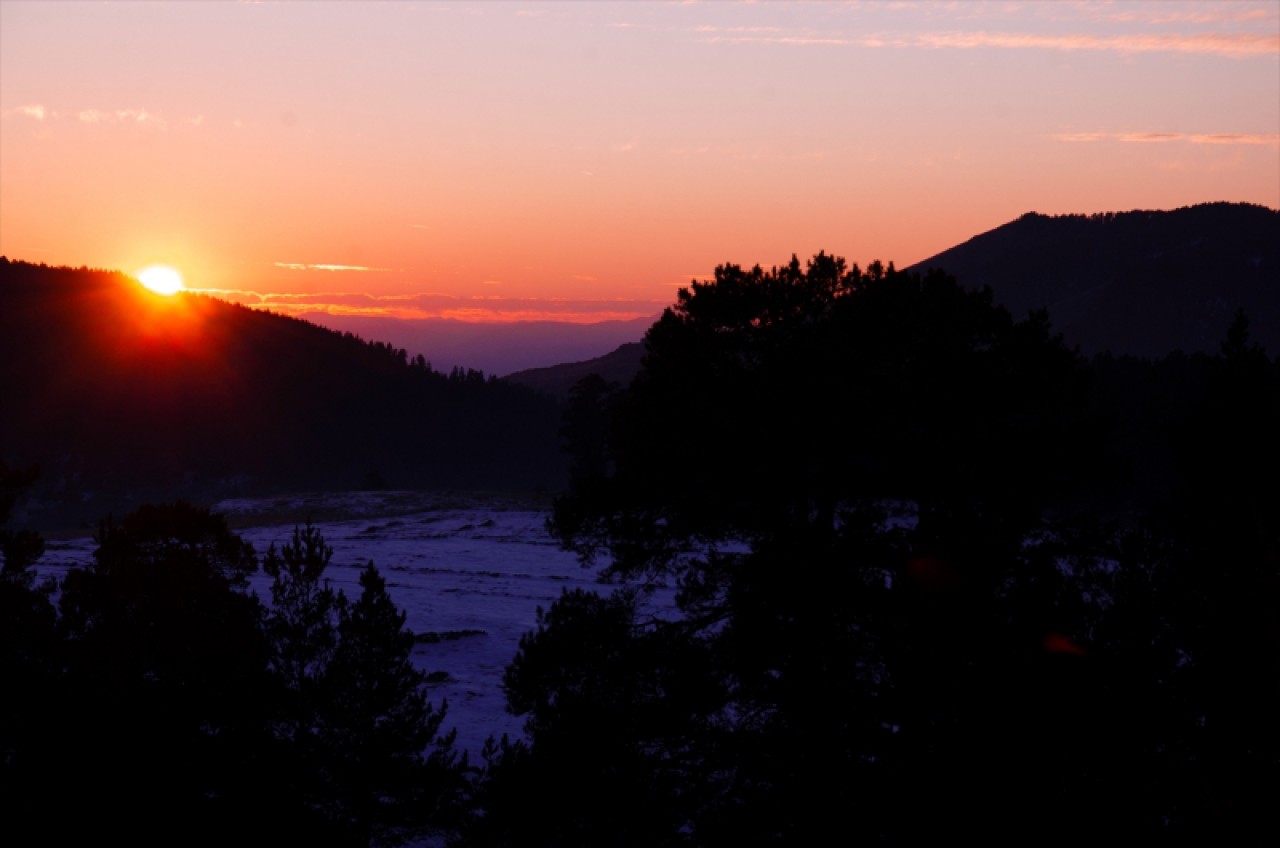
<box><xmin>138</xmin><ymin>265</ymin><xmax>185</xmax><ymax>296</ymax></box>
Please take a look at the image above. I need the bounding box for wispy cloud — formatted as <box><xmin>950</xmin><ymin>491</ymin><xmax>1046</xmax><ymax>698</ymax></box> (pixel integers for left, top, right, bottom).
<box><xmin>699</xmin><ymin>30</ymin><xmax>1277</xmax><ymax>59</ymax></box>
<box><xmin>274</xmin><ymin>262</ymin><xmax>398</xmax><ymax>272</ymax></box>
<box><xmin>3</xmin><ymin>104</ymin><xmax>51</xmax><ymax>121</ymax></box>
<box><xmin>1052</xmin><ymin>131</ymin><xmax>1280</xmax><ymax>145</ymax></box>
<box><xmin>1076</xmin><ymin>3</ymin><xmax>1276</xmax><ymax>27</ymax></box>
<box><xmin>693</xmin><ymin>25</ymin><xmax>783</xmax><ymax>34</ymax></box>
<box><xmin>914</xmin><ymin>31</ymin><xmax>1278</xmax><ymax>57</ymax></box>
<box><xmin>1185</xmin><ymin>133</ymin><xmax>1280</xmax><ymax>145</ymax></box>
<box><xmin>77</xmin><ymin>108</ymin><xmax>167</xmax><ymax>127</ymax></box>
<box><xmin>195</xmin><ymin>288</ymin><xmax>667</xmax><ymax>323</ymax></box>
<box><xmin>4</xmin><ymin>105</ymin><xmax>189</xmax><ymax>128</ymax></box>
<box><xmin>1117</xmin><ymin>132</ymin><xmax>1184</xmax><ymax>143</ymax></box>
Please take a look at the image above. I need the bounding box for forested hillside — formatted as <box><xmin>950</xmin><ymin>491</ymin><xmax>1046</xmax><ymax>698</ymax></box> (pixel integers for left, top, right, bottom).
<box><xmin>912</xmin><ymin>202</ymin><xmax>1280</xmax><ymax>356</ymax></box>
<box><xmin>0</xmin><ymin>259</ymin><xmax>566</xmax><ymax>525</ymax></box>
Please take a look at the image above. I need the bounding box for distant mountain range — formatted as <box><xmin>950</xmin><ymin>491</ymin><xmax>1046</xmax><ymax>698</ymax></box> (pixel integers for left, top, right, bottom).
<box><xmin>300</xmin><ymin>313</ymin><xmax>657</xmax><ymax>378</ymax></box>
<box><xmin>508</xmin><ymin>202</ymin><xmax>1279</xmax><ymax>397</ymax></box>
<box><xmin>504</xmin><ymin>342</ymin><xmax>645</xmax><ymax>398</ymax></box>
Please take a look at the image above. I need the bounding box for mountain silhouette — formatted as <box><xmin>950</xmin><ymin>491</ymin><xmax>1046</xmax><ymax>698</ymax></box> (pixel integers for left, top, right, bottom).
<box><xmin>504</xmin><ymin>342</ymin><xmax>644</xmax><ymax>399</ymax></box>
<box><xmin>303</xmin><ymin>313</ymin><xmax>657</xmax><ymax>378</ymax></box>
<box><xmin>909</xmin><ymin>202</ymin><xmax>1279</xmax><ymax>357</ymax></box>
<box><xmin>0</xmin><ymin>259</ymin><xmax>567</xmax><ymax>526</ymax></box>
<box><xmin>514</xmin><ymin>203</ymin><xmax>1279</xmax><ymax>399</ymax></box>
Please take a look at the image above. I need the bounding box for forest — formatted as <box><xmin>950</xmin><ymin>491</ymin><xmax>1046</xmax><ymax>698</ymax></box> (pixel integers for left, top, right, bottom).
<box><xmin>0</xmin><ymin>258</ymin><xmax>568</xmax><ymax>527</ymax></box>
<box><xmin>2</xmin><ymin>251</ymin><xmax>1278</xmax><ymax>845</ymax></box>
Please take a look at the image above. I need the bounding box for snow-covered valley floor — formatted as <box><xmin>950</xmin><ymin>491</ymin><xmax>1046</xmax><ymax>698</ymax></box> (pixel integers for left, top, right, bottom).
<box><xmin>33</xmin><ymin>490</ymin><xmax>655</xmax><ymax>760</ymax></box>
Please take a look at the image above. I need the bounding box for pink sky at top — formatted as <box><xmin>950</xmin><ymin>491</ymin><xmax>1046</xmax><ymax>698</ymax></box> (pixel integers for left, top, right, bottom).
<box><xmin>2</xmin><ymin>0</ymin><xmax>1277</xmax><ymax>323</ymax></box>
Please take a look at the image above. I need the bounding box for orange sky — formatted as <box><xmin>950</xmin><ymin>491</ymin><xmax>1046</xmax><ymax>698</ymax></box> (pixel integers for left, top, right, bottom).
<box><xmin>2</xmin><ymin>1</ymin><xmax>1277</xmax><ymax>323</ymax></box>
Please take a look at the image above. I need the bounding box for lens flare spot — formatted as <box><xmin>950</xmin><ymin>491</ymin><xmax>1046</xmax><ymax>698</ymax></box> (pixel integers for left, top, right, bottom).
<box><xmin>138</xmin><ymin>265</ymin><xmax>185</xmax><ymax>296</ymax></box>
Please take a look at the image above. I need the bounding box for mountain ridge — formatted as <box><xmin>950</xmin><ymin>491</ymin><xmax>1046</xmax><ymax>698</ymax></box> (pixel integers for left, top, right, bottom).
<box><xmin>908</xmin><ymin>201</ymin><xmax>1279</xmax><ymax>357</ymax></box>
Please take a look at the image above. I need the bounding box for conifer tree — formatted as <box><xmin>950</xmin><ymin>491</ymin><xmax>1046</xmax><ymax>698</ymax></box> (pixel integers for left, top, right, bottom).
<box><xmin>315</xmin><ymin>563</ymin><xmax>463</xmax><ymax>846</ymax></box>
<box><xmin>264</xmin><ymin>523</ymin><xmax>340</xmax><ymax>730</ymax></box>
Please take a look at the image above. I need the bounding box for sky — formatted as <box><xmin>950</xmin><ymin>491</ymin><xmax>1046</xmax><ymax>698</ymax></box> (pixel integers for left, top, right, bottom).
<box><xmin>2</xmin><ymin>0</ymin><xmax>1277</xmax><ymax>323</ymax></box>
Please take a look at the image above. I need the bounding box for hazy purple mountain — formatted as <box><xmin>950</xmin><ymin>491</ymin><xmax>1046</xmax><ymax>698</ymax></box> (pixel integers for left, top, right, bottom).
<box><xmin>299</xmin><ymin>313</ymin><xmax>657</xmax><ymax>377</ymax></box>
<box><xmin>504</xmin><ymin>341</ymin><xmax>645</xmax><ymax>399</ymax></box>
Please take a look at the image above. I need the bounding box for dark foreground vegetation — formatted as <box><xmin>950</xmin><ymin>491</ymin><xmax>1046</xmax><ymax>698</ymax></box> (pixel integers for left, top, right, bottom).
<box><xmin>0</xmin><ymin>498</ymin><xmax>465</xmax><ymax>845</ymax></box>
<box><xmin>476</xmin><ymin>254</ymin><xmax>1279</xmax><ymax>845</ymax></box>
<box><xmin>2</xmin><ymin>248</ymin><xmax>1278</xmax><ymax>844</ymax></box>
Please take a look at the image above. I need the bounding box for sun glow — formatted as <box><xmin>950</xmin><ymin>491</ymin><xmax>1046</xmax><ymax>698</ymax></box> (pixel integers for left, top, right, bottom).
<box><xmin>138</xmin><ymin>265</ymin><xmax>185</xmax><ymax>296</ymax></box>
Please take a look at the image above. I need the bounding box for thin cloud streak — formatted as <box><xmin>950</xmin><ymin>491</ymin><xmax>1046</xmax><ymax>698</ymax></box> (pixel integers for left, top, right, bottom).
<box><xmin>4</xmin><ymin>105</ymin><xmax>175</xmax><ymax>127</ymax></box>
<box><xmin>1076</xmin><ymin>3</ymin><xmax>1276</xmax><ymax>27</ymax></box>
<box><xmin>915</xmin><ymin>31</ymin><xmax>1278</xmax><ymax>57</ymax></box>
<box><xmin>193</xmin><ymin>288</ymin><xmax>667</xmax><ymax>324</ymax></box>
<box><xmin>701</xmin><ymin>30</ymin><xmax>1278</xmax><ymax>58</ymax></box>
<box><xmin>1187</xmin><ymin>133</ymin><xmax>1280</xmax><ymax>145</ymax></box>
<box><xmin>77</xmin><ymin>108</ymin><xmax>166</xmax><ymax>127</ymax></box>
<box><xmin>1052</xmin><ymin>131</ymin><xmax>1280</xmax><ymax>145</ymax></box>
<box><xmin>274</xmin><ymin>262</ymin><xmax>398</xmax><ymax>272</ymax></box>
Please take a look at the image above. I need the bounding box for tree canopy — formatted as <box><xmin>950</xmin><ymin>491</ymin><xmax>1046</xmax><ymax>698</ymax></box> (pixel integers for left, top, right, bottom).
<box><xmin>552</xmin><ymin>253</ymin><xmax>1100</xmax><ymax>579</ymax></box>
<box><xmin>468</xmin><ymin>253</ymin><xmax>1278</xmax><ymax>845</ymax></box>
